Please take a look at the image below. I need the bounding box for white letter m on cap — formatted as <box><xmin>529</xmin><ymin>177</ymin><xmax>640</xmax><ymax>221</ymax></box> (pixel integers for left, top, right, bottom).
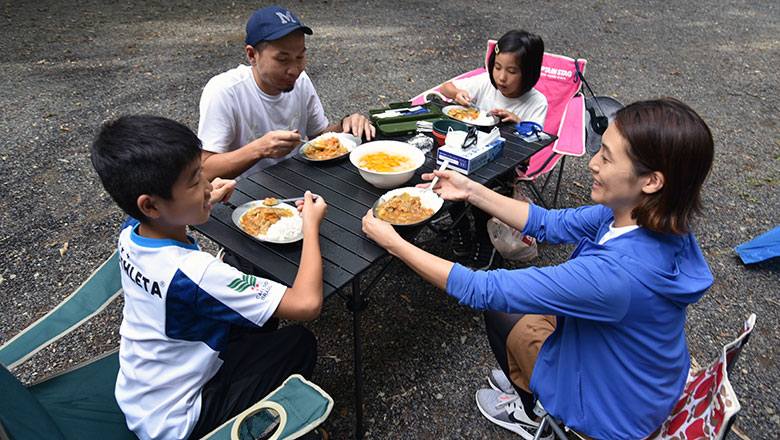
<box><xmin>275</xmin><ymin>11</ymin><xmax>297</xmax><ymax>24</ymax></box>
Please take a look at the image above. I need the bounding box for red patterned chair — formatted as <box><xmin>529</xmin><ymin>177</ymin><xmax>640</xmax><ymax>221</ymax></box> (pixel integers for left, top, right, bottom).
<box><xmin>533</xmin><ymin>313</ymin><xmax>757</xmax><ymax>440</ymax></box>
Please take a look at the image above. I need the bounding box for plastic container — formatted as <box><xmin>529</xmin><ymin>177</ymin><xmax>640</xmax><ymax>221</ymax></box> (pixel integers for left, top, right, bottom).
<box><xmin>432</xmin><ymin>119</ymin><xmax>468</xmax><ymax>146</ymax></box>
<box><xmin>369</xmin><ymin>102</ymin><xmax>444</xmax><ymax>136</ymax></box>
<box><xmin>433</xmin><ymin>119</ymin><xmax>469</xmax><ymax>135</ymax></box>
<box><xmin>432</xmin><ymin>130</ymin><xmax>447</xmax><ymax>146</ymax></box>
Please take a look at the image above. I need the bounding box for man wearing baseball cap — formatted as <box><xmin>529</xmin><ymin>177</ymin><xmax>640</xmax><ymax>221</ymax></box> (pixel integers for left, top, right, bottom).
<box><xmin>198</xmin><ymin>5</ymin><xmax>375</xmax><ymax>180</ymax></box>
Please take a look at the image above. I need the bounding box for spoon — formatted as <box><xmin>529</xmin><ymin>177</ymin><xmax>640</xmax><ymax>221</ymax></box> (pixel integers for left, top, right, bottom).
<box><xmin>262</xmin><ymin>195</ymin><xmax>319</xmax><ymax>206</ymax></box>
<box><xmin>425</xmin><ymin>160</ymin><xmax>449</xmax><ymax>194</ymax></box>
<box><xmin>465</xmin><ymin>98</ymin><xmax>482</xmax><ymax>113</ymax></box>
<box><xmin>222</xmin><ymin>194</ymin><xmax>319</xmax><ymax>210</ymax></box>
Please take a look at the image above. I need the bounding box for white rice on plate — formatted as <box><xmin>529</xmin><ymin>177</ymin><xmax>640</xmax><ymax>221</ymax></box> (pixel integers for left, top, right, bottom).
<box><xmin>471</xmin><ymin>111</ymin><xmax>498</xmax><ymax>125</ymax></box>
<box><xmin>261</xmin><ymin>206</ymin><xmax>303</xmax><ymax>242</ymax></box>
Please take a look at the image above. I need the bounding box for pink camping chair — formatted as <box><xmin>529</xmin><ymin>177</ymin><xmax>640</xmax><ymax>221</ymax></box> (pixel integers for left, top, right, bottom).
<box><xmin>531</xmin><ymin>313</ymin><xmax>757</xmax><ymax>440</ymax></box>
<box><xmin>518</xmin><ymin>54</ymin><xmax>586</xmax><ymax>209</ymax></box>
<box><xmin>411</xmin><ymin>42</ymin><xmax>587</xmax><ymax>209</ymax></box>
<box><xmin>410</xmin><ymin>40</ymin><xmax>494</xmax><ymax>106</ymax></box>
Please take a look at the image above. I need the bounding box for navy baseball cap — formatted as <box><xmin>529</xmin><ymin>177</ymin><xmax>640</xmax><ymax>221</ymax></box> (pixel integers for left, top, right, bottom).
<box><xmin>245</xmin><ymin>6</ymin><xmax>313</xmax><ymax>47</ymax></box>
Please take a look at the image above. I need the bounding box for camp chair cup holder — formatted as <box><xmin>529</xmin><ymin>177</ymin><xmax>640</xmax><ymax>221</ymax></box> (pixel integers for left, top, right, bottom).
<box><xmin>204</xmin><ymin>375</ymin><xmax>333</xmax><ymax>440</ymax></box>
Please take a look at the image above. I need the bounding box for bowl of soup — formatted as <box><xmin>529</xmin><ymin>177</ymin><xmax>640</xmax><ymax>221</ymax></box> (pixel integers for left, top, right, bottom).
<box><xmin>349</xmin><ymin>140</ymin><xmax>426</xmax><ymax>188</ymax></box>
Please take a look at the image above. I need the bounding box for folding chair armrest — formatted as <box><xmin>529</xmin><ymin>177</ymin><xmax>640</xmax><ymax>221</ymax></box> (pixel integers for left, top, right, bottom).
<box><xmin>200</xmin><ymin>374</ymin><xmax>333</xmax><ymax>440</ymax></box>
<box><xmin>536</xmin><ymin>414</ymin><xmax>570</xmax><ymax>439</ymax></box>
<box><xmin>0</xmin><ymin>251</ymin><xmax>122</xmax><ymax>370</ymax></box>
<box><xmin>522</xmin><ymin>150</ymin><xmax>559</xmax><ymax>179</ymax></box>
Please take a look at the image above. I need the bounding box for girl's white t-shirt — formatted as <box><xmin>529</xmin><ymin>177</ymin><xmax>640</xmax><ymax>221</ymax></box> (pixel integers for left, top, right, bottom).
<box><xmin>452</xmin><ymin>72</ymin><xmax>548</xmax><ymax>126</ymax></box>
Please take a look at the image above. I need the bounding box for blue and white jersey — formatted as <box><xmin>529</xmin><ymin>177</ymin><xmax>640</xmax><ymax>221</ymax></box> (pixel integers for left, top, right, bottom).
<box><xmin>114</xmin><ymin>219</ymin><xmax>286</xmax><ymax>440</ymax></box>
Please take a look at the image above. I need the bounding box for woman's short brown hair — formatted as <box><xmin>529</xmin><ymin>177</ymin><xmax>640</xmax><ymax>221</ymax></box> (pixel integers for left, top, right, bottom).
<box><xmin>613</xmin><ymin>98</ymin><xmax>714</xmax><ymax>235</ymax></box>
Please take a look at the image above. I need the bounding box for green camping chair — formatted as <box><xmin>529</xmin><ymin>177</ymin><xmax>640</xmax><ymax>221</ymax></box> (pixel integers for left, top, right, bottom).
<box><xmin>0</xmin><ymin>250</ymin><xmax>333</xmax><ymax>440</ymax></box>
<box><xmin>0</xmin><ymin>251</ymin><xmax>129</xmax><ymax>440</ymax></box>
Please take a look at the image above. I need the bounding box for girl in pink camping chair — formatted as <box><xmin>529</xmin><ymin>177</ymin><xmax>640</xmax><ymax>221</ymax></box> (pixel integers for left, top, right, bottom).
<box><xmin>362</xmin><ymin>98</ymin><xmax>715</xmax><ymax>439</ymax></box>
<box><xmin>440</xmin><ymin>30</ymin><xmax>548</xmax><ymax>269</ymax></box>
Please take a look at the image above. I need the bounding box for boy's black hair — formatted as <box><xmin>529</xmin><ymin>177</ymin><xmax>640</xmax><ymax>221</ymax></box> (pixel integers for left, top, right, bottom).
<box><xmin>487</xmin><ymin>30</ymin><xmax>545</xmax><ymax>97</ymax></box>
<box><xmin>90</xmin><ymin>115</ymin><xmax>202</xmax><ymax>222</ymax></box>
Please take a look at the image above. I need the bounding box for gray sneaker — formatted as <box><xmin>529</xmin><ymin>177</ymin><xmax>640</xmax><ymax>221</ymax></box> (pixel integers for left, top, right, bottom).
<box><xmin>475</xmin><ymin>388</ymin><xmax>551</xmax><ymax>440</ymax></box>
<box><xmin>488</xmin><ymin>369</ymin><xmax>516</xmax><ymax>394</ymax></box>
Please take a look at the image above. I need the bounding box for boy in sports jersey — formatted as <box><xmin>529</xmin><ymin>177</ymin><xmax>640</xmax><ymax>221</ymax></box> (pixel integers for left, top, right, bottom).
<box><xmin>90</xmin><ymin>115</ymin><xmax>327</xmax><ymax>440</ymax></box>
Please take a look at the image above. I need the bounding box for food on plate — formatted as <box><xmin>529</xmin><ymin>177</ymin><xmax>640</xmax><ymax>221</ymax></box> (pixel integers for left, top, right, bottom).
<box><xmin>376</xmin><ymin>192</ymin><xmax>434</xmax><ymax>224</ymax></box>
<box><xmin>447</xmin><ymin>107</ymin><xmax>481</xmax><ymax>121</ymax></box>
<box><xmin>303</xmin><ymin>135</ymin><xmax>350</xmax><ymax>160</ymax></box>
<box><xmin>239</xmin><ymin>206</ymin><xmax>295</xmax><ymax>236</ymax></box>
<box><xmin>264</xmin><ymin>214</ymin><xmax>303</xmax><ymax>242</ymax></box>
<box><xmin>358</xmin><ymin>152</ymin><xmax>415</xmax><ymax>173</ymax></box>
<box><xmin>263</xmin><ymin>197</ymin><xmax>278</xmax><ymax>206</ymax></box>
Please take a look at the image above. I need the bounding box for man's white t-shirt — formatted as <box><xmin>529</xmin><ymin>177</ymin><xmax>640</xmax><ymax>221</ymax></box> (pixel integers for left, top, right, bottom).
<box><xmin>452</xmin><ymin>72</ymin><xmax>548</xmax><ymax>126</ymax></box>
<box><xmin>114</xmin><ymin>220</ymin><xmax>287</xmax><ymax>440</ymax></box>
<box><xmin>198</xmin><ymin>64</ymin><xmax>330</xmax><ymax>180</ymax></box>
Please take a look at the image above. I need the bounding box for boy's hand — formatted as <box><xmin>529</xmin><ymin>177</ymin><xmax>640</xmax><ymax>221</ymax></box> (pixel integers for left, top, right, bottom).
<box><xmin>296</xmin><ymin>191</ymin><xmax>326</xmax><ymax>234</ymax></box>
<box><xmin>209</xmin><ymin>178</ymin><xmax>236</xmax><ymax>204</ymax></box>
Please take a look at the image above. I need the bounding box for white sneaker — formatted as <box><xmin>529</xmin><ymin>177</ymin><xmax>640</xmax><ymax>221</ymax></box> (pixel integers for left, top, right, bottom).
<box><xmin>487</xmin><ymin>369</ymin><xmax>516</xmax><ymax>394</ymax></box>
<box><xmin>475</xmin><ymin>388</ymin><xmax>552</xmax><ymax>440</ymax></box>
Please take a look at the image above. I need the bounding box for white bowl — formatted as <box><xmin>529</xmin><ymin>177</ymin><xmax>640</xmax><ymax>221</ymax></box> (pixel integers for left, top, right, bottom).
<box><xmin>349</xmin><ymin>140</ymin><xmax>426</xmax><ymax>189</ymax></box>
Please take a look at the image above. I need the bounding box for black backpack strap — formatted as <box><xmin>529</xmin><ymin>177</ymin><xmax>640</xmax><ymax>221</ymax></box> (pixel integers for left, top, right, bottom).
<box><xmin>575</xmin><ymin>65</ymin><xmax>610</xmax><ymax>136</ymax></box>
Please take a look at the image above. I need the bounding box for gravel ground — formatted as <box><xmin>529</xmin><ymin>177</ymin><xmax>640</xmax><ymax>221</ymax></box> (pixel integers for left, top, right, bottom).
<box><xmin>1</xmin><ymin>0</ymin><xmax>778</xmax><ymax>438</ymax></box>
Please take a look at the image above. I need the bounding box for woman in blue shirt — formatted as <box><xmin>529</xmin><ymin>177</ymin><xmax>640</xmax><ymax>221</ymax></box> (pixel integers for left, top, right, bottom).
<box><xmin>362</xmin><ymin>98</ymin><xmax>715</xmax><ymax>439</ymax></box>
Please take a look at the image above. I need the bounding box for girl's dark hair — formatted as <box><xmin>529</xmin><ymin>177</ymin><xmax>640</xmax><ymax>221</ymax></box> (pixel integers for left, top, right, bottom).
<box><xmin>613</xmin><ymin>98</ymin><xmax>714</xmax><ymax>235</ymax></box>
<box><xmin>487</xmin><ymin>30</ymin><xmax>544</xmax><ymax>97</ymax></box>
<box><xmin>90</xmin><ymin>115</ymin><xmax>202</xmax><ymax>222</ymax></box>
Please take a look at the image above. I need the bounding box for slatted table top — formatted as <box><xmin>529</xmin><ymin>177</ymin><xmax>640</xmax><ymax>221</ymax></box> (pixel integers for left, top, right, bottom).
<box><xmin>193</xmin><ymin>123</ymin><xmax>552</xmax><ymax>298</ymax></box>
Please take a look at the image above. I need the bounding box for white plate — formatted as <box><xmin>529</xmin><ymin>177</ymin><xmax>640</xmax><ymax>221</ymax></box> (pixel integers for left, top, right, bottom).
<box><xmin>442</xmin><ymin>105</ymin><xmax>500</xmax><ymax>127</ymax></box>
<box><xmin>372</xmin><ymin>187</ymin><xmax>444</xmax><ymax>226</ymax></box>
<box><xmin>299</xmin><ymin>133</ymin><xmax>362</xmax><ymax>162</ymax></box>
<box><xmin>231</xmin><ymin>201</ymin><xmax>303</xmax><ymax>244</ymax></box>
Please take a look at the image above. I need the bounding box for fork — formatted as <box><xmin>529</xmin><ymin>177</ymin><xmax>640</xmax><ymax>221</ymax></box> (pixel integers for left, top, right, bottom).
<box><xmin>263</xmin><ymin>195</ymin><xmax>319</xmax><ymax>206</ymax></box>
<box><xmin>222</xmin><ymin>195</ymin><xmax>319</xmax><ymax>210</ymax></box>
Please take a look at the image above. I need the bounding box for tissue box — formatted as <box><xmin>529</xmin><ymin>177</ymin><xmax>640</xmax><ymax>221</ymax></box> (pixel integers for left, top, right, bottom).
<box><xmin>436</xmin><ymin>137</ymin><xmax>505</xmax><ymax>175</ymax></box>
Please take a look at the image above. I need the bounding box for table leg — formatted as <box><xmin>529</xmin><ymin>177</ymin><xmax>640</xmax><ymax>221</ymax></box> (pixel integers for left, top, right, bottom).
<box><xmin>339</xmin><ymin>258</ymin><xmax>397</xmax><ymax>439</ymax></box>
<box><xmin>348</xmin><ymin>277</ymin><xmax>368</xmax><ymax>439</ymax></box>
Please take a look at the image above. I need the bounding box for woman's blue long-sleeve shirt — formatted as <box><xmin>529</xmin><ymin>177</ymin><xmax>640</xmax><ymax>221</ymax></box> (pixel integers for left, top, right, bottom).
<box><xmin>446</xmin><ymin>204</ymin><xmax>713</xmax><ymax>439</ymax></box>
